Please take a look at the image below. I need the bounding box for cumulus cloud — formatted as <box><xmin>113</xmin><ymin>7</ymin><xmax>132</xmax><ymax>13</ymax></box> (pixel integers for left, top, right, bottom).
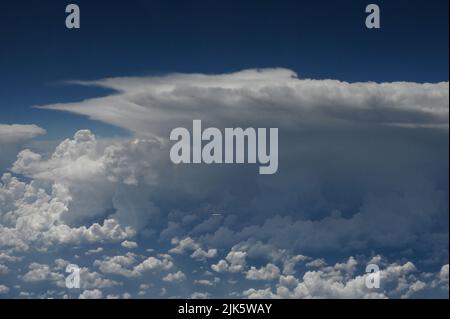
<box><xmin>93</xmin><ymin>253</ymin><xmax>174</xmax><ymax>278</ymax></box>
<box><xmin>439</xmin><ymin>264</ymin><xmax>449</xmax><ymax>283</ymax></box>
<box><xmin>243</xmin><ymin>257</ymin><xmax>434</xmax><ymax>299</ymax></box>
<box><xmin>0</xmin><ymin>124</ymin><xmax>46</xmax><ymax>171</ymax></box>
<box><xmin>0</xmin><ymin>171</ymin><xmax>133</xmax><ymax>252</ymax></box>
<box><xmin>0</xmin><ymin>285</ymin><xmax>10</xmax><ymax>294</ymax></box>
<box><xmin>170</xmin><ymin>237</ymin><xmax>217</xmax><ymax>261</ymax></box>
<box><xmin>79</xmin><ymin>289</ymin><xmax>103</xmax><ymax>299</ymax></box>
<box><xmin>21</xmin><ymin>263</ymin><xmax>64</xmax><ymax>284</ymax></box>
<box><xmin>121</xmin><ymin>240</ymin><xmax>138</xmax><ymax>249</ymax></box>
<box><xmin>163</xmin><ymin>271</ymin><xmax>186</xmax><ymax>283</ymax></box>
<box><xmin>212</xmin><ymin>249</ymin><xmax>247</xmax><ymax>273</ymax></box>
<box><xmin>246</xmin><ymin>263</ymin><xmax>280</xmax><ymax>281</ymax></box>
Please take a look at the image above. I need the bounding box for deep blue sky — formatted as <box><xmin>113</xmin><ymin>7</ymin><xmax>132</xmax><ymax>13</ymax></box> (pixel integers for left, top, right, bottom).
<box><xmin>0</xmin><ymin>0</ymin><xmax>448</xmax><ymax>139</ymax></box>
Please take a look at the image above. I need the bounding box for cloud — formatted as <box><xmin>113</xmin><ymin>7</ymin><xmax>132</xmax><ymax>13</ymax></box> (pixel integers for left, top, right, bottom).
<box><xmin>93</xmin><ymin>253</ymin><xmax>137</xmax><ymax>277</ymax></box>
<box><xmin>121</xmin><ymin>240</ymin><xmax>138</xmax><ymax>249</ymax></box>
<box><xmin>169</xmin><ymin>237</ymin><xmax>217</xmax><ymax>261</ymax></box>
<box><xmin>0</xmin><ymin>263</ymin><xmax>8</xmax><ymax>274</ymax></box>
<box><xmin>169</xmin><ymin>237</ymin><xmax>200</xmax><ymax>254</ymax></box>
<box><xmin>0</xmin><ymin>124</ymin><xmax>46</xmax><ymax>144</ymax></box>
<box><xmin>21</xmin><ymin>263</ymin><xmax>64</xmax><ymax>284</ymax></box>
<box><xmin>190</xmin><ymin>248</ymin><xmax>217</xmax><ymax>261</ymax></box>
<box><xmin>0</xmin><ymin>285</ymin><xmax>10</xmax><ymax>294</ymax></box>
<box><xmin>163</xmin><ymin>271</ymin><xmax>186</xmax><ymax>283</ymax></box>
<box><xmin>243</xmin><ymin>257</ymin><xmax>430</xmax><ymax>299</ymax></box>
<box><xmin>439</xmin><ymin>264</ymin><xmax>449</xmax><ymax>283</ymax></box>
<box><xmin>133</xmin><ymin>254</ymin><xmax>174</xmax><ymax>274</ymax></box>
<box><xmin>79</xmin><ymin>289</ymin><xmax>103</xmax><ymax>299</ymax></box>
<box><xmin>93</xmin><ymin>253</ymin><xmax>174</xmax><ymax>278</ymax></box>
<box><xmin>212</xmin><ymin>249</ymin><xmax>247</xmax><ymax>273</ymax></box>
<box><xmin>0</xmin><ymin>69</ymin><xmax>448</xmax><ymax>298</ymax></box>
<box><xmin>0</xmin><ymin>124</ymin><xmax>46</xmax><ymax>171</ymax></box>
<box><xmin>246</xmin><ymin>263</ymin><xmax>280</xmax><ymax>281</ymax></box>
<box><xmin>8</xmin><ymin>70</ymin><xmax>448</xmax><ymax>260</ymax></box>
<box><xmin>38</xmin><ymin>69</ymin><xmax>449</xmax><ymax>139</ymax></box>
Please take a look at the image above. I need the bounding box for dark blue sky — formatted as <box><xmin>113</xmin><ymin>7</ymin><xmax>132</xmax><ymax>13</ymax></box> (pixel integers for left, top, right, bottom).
<box><xmin>0</xmin><ymin>0</ymin><xmax>448</xmax><ymax>138</ymax></box>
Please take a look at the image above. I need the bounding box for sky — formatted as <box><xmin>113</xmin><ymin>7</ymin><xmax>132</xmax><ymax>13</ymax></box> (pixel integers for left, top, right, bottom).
<box><xmin>0</xmin><ymin>0</ymin><xmax>448</xmax><ymax>138</ymax></box>
<box><xmin>0</xmin><ymin>0</ymin><xmax>448</xmax><ymax>299</ymax></box>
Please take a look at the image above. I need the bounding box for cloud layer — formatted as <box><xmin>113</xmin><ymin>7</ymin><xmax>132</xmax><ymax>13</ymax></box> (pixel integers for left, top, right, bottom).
<box><xmin>0</xmin><ymin>69</ymin><xmax>448</xmax><ymax>298</ymax></box>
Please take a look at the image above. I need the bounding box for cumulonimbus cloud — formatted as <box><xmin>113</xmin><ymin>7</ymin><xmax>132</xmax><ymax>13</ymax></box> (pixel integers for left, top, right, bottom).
<box><xmin>0</xmin><ymin>69</ymin><xmax>448</xmax><ymax>298</ymax></box>
<box><xmin>37</xmin><ymin>68</ymin><xmax>449</xmax><ymax>140</ymax></box>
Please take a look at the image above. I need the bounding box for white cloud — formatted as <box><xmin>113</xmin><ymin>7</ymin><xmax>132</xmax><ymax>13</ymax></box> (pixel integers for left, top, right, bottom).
<box><xmin>38</xmin><ymin>69</ymin><xmax>449</xmax><ymax>139</ymax></box>
<box><xmin>282</xmin><ymin>255</ymin><xmax>310</xmax><ymax>275</ymax></box>
<box><xmin>85</xmin><ymin>247</ymin><xmax>104</xmax><ymax>255</ymax></box>
<box><xmin>133</xmin><ymin>254</ymin><xmax>174</xmax><ymax>274</ymax></box>
<box><xmin>163</xmin><ymin>270</ymin><xmax>186</xmax><ymax>283</ymax></box>
<box><xmin>170</xmin><ymin>237</ymin><xmax>217</xmax><ymax>261</ymax></box>
<box><xmin>93</xmin><ymin>253</ymin><xmax>137</xmax><ymax>277</ymax></box>
<box><xmin>212</xmin><ymin>249</ymin><xmax>247</xmax><ymax>273</ymax></box>
<box><xmin>190</xmin><ymin>292</ymin><xmax>210</xmax><ymax>299</ymax></box>
<box><xmin>439</xmin><ymin>264</ymin><xmax>449</xmax><ymax>283</ymax></box>
<box><xmin>190</xmin><ymin>248</ymin><xmax>217</xmax><ymax>261</ymax></box>
<box><xmin>0</xmin><ymin>69</ymin><xmax>447</xmax><ymax>298</ymax></box>
<box><xmin>94</xmin><ymin>253</ymin><xmax>174</xmax><ymax>278</ymax></box>
<box><xmin>121</xmin><ymin>240</ymin><xmax>138</xmax><ymax>249</ymax></box>
<box><xmin>0</xmin><ymin>263</ymin><xmax>9</xmax><ymax>274</ymax></box>
<box><xmin>243</xmin><ymin>288</ymin><xmax>278</xmax><ymax>299</ymax></box>
<box><xmin>21</xmin><ymin>263</ymin><xmax>64</xmax><ymax>283</ymax></box>
<box><xmin>246</xmin><ymin>263</ymin><xmax>280</xmax><ymax>281</ymax></box>
<box><xmin>10</xmin><ymin>130</ymin><xmax>161</xmax><ymax>230</ymax></box>
<box><xmin>243</xmin><ymin>258</ymin><xmax>427</xmax><ymax>299</ymax></box>
<box><xmin>0</xmin><ymin>124</ymin><xmax>46</xmax><ymax>144</ymax></box>
<box><xmin>169</xmin><ymin>237</ymin><xmax>200</xmax><ymax>254</ymax></box>
<box><xmin>0</xmin><ymin>284</ymin><xmax>10</xmax><ymax>294</ymax></box>
<box><xmin>306</xmin><ymin>259</ymin><xmax>327</xmax><ymax>268</ymax></box>
<box><xmin>79</xmin><ymin>289</ymin><xmax>103</xmax><ymax>299</ymax></box>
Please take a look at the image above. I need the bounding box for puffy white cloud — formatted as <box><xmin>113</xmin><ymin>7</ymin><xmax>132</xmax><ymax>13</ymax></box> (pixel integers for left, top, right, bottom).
<box><xmin>190</xmin><ymin>292</ymin><xmax>210</xmax><ymax>299</ymax></box>
<box><xmin>306</xmin><ymin>259</ymin><xmax>327</xmax><ymax>268</ymax></box>
<box><xmin>121</xmin><ymin>240</ymin><xmax>138</xmax><ymax>249</ymax></box>
<box><xmin>282</xmin><ymin>255</ymin><xmax>310</xmax><ymax>275</ymax></box>
<box><xmin>194</xmin><ymin>279</ymin><xmax>215</xmax><ymax>287</ymax></box>
<box><xmin>246</xmin><ymin>263</ymin><xmax>280</xmax><ymax>281</ymax></box>
<box><xmin>0</xmin><ymin>124</ymin><xmax>46</xmax><ymax>173</ymax></box>
<box><xmin>0</xmin><ymin>168</ymin><xmax>134</xmax><ymax>252</ymax></box>
<box><xmin>0</xmin><ymin>124</ymin><xmax>46</xmax><ymax>144</ymax></box>
<box><xmin>79</xmin><ymin>268</ymin><xmax>121</xmax><ymax>290</ymax></box>
<box><xmin>243</xmin><ymin>257</ymin><xmax>429</xmax><ymax>299</ymax></box>
<box><xmin>212</xmin><ymin>249</ymin><xmax>247</xmax><ymax>273</ymax></box>
<box><xmin>243</xmin><ymin>288</ymin><xmax>278</xmax><ymax>299</ymax></box>
<box><xmin>85</xmin><ymin>247</ymin><xmax>104</xmax><ymax>255</ymax></box>
<box><xmin>163</xmin><ymin>270</ymin><xmax>186</xmax><ymax>283</ymax></box>
<box><xmin>79</xmin><ymin>289</ymin><xmax>103</xmax><ymax>299</ymax></box>
<box><xmin>170</xmin><ymin>237</ymin><xmax>217</xmax><ymax>261</ymax></box>
<box><xmin>133</xmin><ymin>254</ymin><xmax>174</xmax><ymax>274</ymax></box>
<box><xmin>169</xmin><ymin>237</ymin><xmax>200</xmax><ymax>254</ymax></box>
<box><xmin>0</xmin><ymin>263</ymin><xmax>9</xmax><ymax>274</ymax></box>
<box><xmin>93</xmin><ymin>253</ymin><xmax>137</xmax><ymax>277</ymax></box>
<box><xmin>10</xmin><ymin>130</ymin><xmax>161</xmax><ymax>230</ymax></box>
<box><xmin>21</xmin><ymin>263</ymin><xmax>64</xmax><ymax>283</ymax></box>
<box><xmin>94</xmin><ymin>253</ymin><xmax>174</xmax><ymax>278</ymax></box>
<box><xmin>190</xmin><ymin>248</ymin><xmax>217</xmax><ymax>261</ymax></box>
<box><xmin>0</xmin><ymin>284</ymin><xmax>10</xmax><ymax>294</ymax></box>
<box><xmin>439</xmin><ymin>264</ymin><xmax>449</xmax><ymax>283</ymax></box>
